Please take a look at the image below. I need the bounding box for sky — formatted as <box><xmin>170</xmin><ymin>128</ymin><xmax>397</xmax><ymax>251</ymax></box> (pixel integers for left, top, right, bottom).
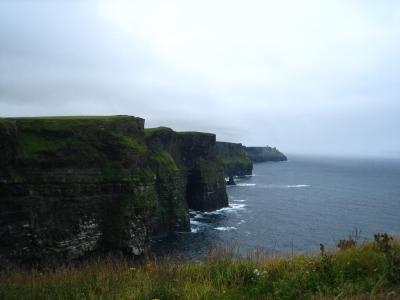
<box><xmin>1</xmin><ymin>0</ymin><xmax>399</xmax><ymax>156</ymax></box>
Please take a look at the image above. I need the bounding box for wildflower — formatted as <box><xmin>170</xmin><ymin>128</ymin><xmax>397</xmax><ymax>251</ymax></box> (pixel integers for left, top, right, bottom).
<box><xmin>128</xmin><ymin>267</ymin><xmax>136</xmax><ymax>272</ymax></box>
<box><xmin>253</xmin><ymin>269</ymin><xmax>267</xmax><ymax>276</ymax></box>
<box><xmin>253</xmin><ymin>269</ymin><xmax>260</xmax><ymax>276</ymax></box>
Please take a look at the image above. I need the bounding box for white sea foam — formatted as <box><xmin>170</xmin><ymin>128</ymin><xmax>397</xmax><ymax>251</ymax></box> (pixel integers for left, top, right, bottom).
<box><xmin>202</xmin><ymin>203</ymin><xmax>246</xmax><ymax>215</ymax></box>
<box><xmin>193</xmin><ymin>213</ymin><xmax>205</xmax><ymax>219</ymax></box>
<box><xmin>236</xmin><ymin>183</ymin><xmax>256</xmax><ymax>187</ymax></box>
<box><xmin>287</xmin><ymin>184</ymin><xmax>310</xmax><ymax>188</ymax></box>
<box><xmin>230</xmin><ymin>203</ymin><xmax>246</xmax><ymax>209</ymax></box>
<box><xmin>190</xmin><ymin>220</ymin><xmax>202</xmax><ymax>226</ymax></box>
<box><xmin>190</xmin><ymin>219</ymin><xmax>210</xmax><ymax>233</ymax></box>
<box><xmin>237</xmin><ymin>219</ymin><xmax>246</xmax><ymax>225</ymax></box>
<box><xmin>215</xmin><ymin>226</ymin><xmax>237</xmax><ymax>231</ymax></box>
<box><xmin>233</xmin><ymin>199</ymin><xmax>246</xmax><ymax>202</ymax></box>
<box><xmin>259</xmin><ymin>184</ymin><xmax>310</xmax><ymax>189</ymax></box>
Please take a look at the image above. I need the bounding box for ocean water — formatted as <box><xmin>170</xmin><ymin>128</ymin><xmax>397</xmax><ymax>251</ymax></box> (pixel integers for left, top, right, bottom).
<box><xmin>153</xmin><ymin>155</ymin><xmax>400</xmax><ymax>258</ymax></box>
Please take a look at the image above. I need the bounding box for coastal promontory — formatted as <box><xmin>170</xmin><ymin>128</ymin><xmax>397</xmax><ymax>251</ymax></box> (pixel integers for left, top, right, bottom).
<box><xmin>0</xmin><ymin>116</ymin><xmax>227</xmax><ymax>266</ymax></box>
<box><xmin>245</xmin><ymin>146</ymin><xmax>287</xmax><ymax>163</ymax></box>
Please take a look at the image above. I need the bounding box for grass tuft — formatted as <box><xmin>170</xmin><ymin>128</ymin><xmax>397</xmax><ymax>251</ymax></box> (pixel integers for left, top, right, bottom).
<box><xmin>1</xmin><ymin>238</ymin><xmax>399</xmax><ymax>299</ymax></box>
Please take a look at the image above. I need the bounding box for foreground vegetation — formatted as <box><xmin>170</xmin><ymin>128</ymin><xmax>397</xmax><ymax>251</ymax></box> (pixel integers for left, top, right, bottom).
<box><xmin>1</xmin><ymin>234</ymin><xmax>399</xmax><ymax>299</ymax></box>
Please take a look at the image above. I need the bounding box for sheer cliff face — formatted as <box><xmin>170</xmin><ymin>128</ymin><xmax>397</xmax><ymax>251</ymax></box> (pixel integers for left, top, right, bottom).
<box><xmin>245</xmin><ymin>146</ymin><xmax>287</xmax><ymax>163</ymax></box>
<box><xmin>146</xmin><ymin>129</ymin><xmax>228</xmax><ymax>212</ymax></box>
<box><xmin>216</xmin><ymin>142</ymin><xmax>253</xmax><ymax>177</ymax></box>
<box><xmin>178</xmin><ymin>133</ymin><xmax>228</xmax><ymax>211</ymax></box>
<box><xmin>0</xmin><ymin>117</ymin><xmax>228</xmax><ymax>266</ymax></box>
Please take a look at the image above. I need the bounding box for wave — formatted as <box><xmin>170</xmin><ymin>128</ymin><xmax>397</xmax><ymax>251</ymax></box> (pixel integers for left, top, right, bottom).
<box><xmin>214</xmin><ymin>226</ymin><xmax>237</xmax><ymax>231</ymax></box>
<box><xmin>232</xmin><ymin>199</ymin><xmax>246</xmax><ymax>202</ymax></box>
<box><xmin>287</xmin><ymin>184</ymin><xmax>310</xmax><ymax>188</ymax></box>
<box><xmin>208</xmin><ymin>203</ymin><xmax>246</xmax><ymax>215</ymax></box>
<box><xmin>236</xmin><ymin>183</ymin><xmax>256</xmax><ymax>187</ymax></box>
<box><xmin>189</xmin><ymin>204</ymin><xmax>246</xmax><ymax>233</ymax></box>
<box><xmin>190</xmin><ymin>219</ymin><xmax>210</xmax><ymax>233</ymax></box>
<box><xmin>190</xmin><ymin>220</ymin><xmax>202</xmax><ymax>226</ymax></box>
<box><xmin>257</xmin><ymin>184</ymin><xmax>310</xmax><ymax>189</ymax></box>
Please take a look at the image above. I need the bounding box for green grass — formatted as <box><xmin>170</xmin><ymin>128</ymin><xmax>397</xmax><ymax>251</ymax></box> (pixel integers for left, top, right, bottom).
<box><xmin>112</xmin><ymin>132</ymin><xmax>147</xmax><ymax>154</ymax></box>
<box><xmin>149</xmin><ymin>150</ymin><xmax>179</xmax><ymax>172</ymax></box>
<box><xmin>10</xmin><ymin>115</ymin><xmax>147</xmax><ymax>162</ymax></box>
<box><xmin>144</xmin><ymin>126</ymin><xmax>173</xmax><ymax>137</ymax></box>
<box><xmin>9</xmin><ymin>115</ymin><xmax>138</xmax><ymax>131</ymax></box>
<box><xmin>2</xmin><ymin>240</ymin><xmax>398</xmax><ymax>299</ymax></box>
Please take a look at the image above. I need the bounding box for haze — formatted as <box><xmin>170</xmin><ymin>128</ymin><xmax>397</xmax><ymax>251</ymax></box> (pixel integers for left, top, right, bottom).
<box><xmin>1</xmin><ymin>0</ymin><xmax>399</xmax><ymax>156</ymax></box>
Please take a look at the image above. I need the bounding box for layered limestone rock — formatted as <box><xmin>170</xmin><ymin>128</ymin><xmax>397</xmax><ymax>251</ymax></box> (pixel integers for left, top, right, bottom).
<box><xmin>144</xmin><ymin>127</ymin><xmax>189</xmax><ymax>235</ymax></box>
<box><xmin>216</xmin><ymin>142</ymin><xmax>253</xmax><ymax>177</ymax></box>
<box><xmin>0</xmin><ymin>116</ymin><xmax>189</xmax><ymax>266</ymax></box>
<box><xmin>173</xmin><ymin>131</ymin><xmax>228</xmax><ymax>211</ymax></box>
<box><xmin>245</xmin><ymin>146</ymin><xmax>287</xmax><ymax>162</ymax></box>
<box><xmin>0</xmin><ymin>117</ymin><xmax>228</xmax><ymax>267</ymax></box>
<box><xmin>145</xmin><ymin>128</ymin><xmax>228</xmax><ymax>212</ymax></box>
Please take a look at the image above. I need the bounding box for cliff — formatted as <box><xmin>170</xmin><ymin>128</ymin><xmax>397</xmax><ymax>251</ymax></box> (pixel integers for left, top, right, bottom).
<box><xmin>178</xmin><ymin>132</ymin><xmax>228</xmax><ymax>211</ymax></box>
<box><xmin>245</xmin><ymin>146</ymin><xmax>287</xmax><ymax>162</ymax></box>
<box><xmin>0</xmin><ymin>116</ymin><xmax>227</xmax><ymax>267</ymax></box>
<box><xmin>216</xmin><ymin>142</ymin><xmax>253</xmax><ymax>177</ymax></box>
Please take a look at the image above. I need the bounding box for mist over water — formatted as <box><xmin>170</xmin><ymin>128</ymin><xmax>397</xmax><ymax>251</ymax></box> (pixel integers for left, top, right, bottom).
<box><xmin>153</xmin><ymin>155</ymin><xmax>400</xmax><ymax>258</ymax></box>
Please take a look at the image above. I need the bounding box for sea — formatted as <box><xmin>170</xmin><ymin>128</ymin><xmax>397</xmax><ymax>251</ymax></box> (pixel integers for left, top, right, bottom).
<box><xmin>153</xmin><ymin>155</ymin><xmax>400</xmax><ymax>258</ymax></box>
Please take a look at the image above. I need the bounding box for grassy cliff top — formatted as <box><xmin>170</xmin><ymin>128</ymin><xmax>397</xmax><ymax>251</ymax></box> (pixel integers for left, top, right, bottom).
<box><xmin>144</xmin><ymin>126</ymin><xmax>174</xmax><ymax>137</ymax></box>
<box><xmin>7</xmin><ymin>115</ymin><xmax>134</xmax><ymax>120</ymax></box>
<box><xmin>6</xmin><ymin>115</ymin><xmax>143</xmax><ymax>129</ymax></box>
<box><xmin>3</xmin><ymin>115</ymin><xmax>147</xmax><ymax>168</ymax></box>
<box><xmin>1</xmin><ymin>238</ymin><xmax>399</xmax><ymax>299</ymax></box>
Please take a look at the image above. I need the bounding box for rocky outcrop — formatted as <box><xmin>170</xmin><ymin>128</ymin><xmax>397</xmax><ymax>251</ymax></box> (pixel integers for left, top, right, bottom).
<box><xmin>0</xmin><ymin>117</ymin><xmax>228</xmax><ymax>267</ymax></box>
<box><xmin>245</xmin><ymin>146</ymin><xmax>287</xmax><ymax>162</ymax></box>
<box><xmin>145</xmin><ymin>128</ymin><xmax>228</xmax><ymax>212</ymax></box>
<box><xmin>216</xmin><ymin>142</ymin><xmax>253</xmax><ymax>177</ymax></box>
<box><xmin>226</xmin><ymin>176</ymin><xmax>236</xmax><ymax>186</ymax></box>
<box><xmin>177</xmin><ymin>132</ymin><xmax>228</xmax><ymax>211</ymax></box>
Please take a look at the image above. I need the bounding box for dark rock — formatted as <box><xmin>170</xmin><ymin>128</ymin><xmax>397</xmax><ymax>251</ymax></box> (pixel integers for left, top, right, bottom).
<box><xmin>0</xmin><ymin>117</ymin><xmax>229</xmax><ymax>267</ymax></box>
<box><xmin>226</xmin><ymin>176</ymin><xmax>236</xmax><ymax>186</ymax></box>
<box><xmin>216</xmin><ymin>141</ymin><xmax>253</xmax><ymax>176</ymax></box>
<box><xmin>177</xmin><ymin>132</ymin><xmax>228</xmax><ymax>211</ymax></box>
<box><xmin>245</xmin><ymin>146</ymin><xmax>287</xmax><ymax>163</ymax></box>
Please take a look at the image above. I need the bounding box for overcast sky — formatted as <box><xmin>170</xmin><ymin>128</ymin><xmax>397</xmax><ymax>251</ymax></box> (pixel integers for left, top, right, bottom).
<box><xmin>1</xmin><ymin>0</ymin><xmax>399</xmax><ymax>156</ymax></box>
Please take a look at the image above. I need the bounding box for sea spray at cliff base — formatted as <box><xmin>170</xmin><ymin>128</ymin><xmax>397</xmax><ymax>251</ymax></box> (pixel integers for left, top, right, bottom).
<box><xmin>154</xmin><ymin>156</ymin><xmax>400</xmax><ymax>258</ymax></box>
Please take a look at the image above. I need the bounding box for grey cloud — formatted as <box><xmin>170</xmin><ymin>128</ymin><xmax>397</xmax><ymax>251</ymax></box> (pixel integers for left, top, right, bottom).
<box><xmin>1</xmin><ymin>0</ymin><xmax>399</xmax><ymax>157</ymax></box>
